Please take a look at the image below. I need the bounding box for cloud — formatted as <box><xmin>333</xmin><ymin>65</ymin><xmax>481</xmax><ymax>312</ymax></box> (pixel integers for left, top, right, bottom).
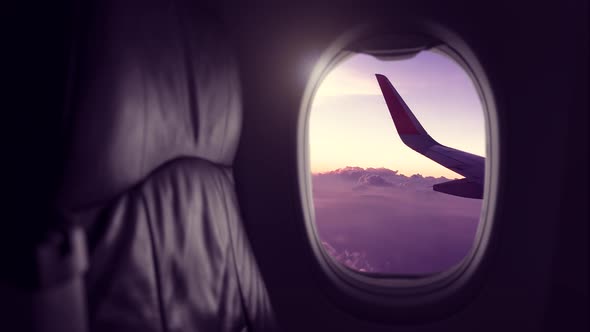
<box><xmin>354</xmin><ymin>174</ymin><xmax>392</xmax><ymax>190</ymax></box>
<box><xmin>315</xmin><ymin>166</ymin><xmax>452</xmax><ymax>190</ymax></box>
<box><xmin>312</xmin><ymin>166</ymin><xmax>482</xmax><ymax>275</ymax></box>
<box><xmin>322</xmin><ymin>241</ymin><xmax>375</xmax><ymax>272</ymax></box>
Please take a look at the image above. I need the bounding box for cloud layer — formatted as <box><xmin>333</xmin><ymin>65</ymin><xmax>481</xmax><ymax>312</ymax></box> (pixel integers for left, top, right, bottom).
<box><xmin>313</xmin><ymin>167</ymin><xmax>483</xmax><ymax>275</ymax></box>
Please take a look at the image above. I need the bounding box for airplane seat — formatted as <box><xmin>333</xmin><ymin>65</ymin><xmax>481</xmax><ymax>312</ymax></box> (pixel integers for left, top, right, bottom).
<box><xmin>53</xmin><ymin>0</ymin><xmax>277</xmax><ymax>331</ymax></box>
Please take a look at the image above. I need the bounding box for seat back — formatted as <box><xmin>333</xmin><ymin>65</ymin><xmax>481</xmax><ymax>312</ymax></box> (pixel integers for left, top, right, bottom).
<box><xmin>57</xmin><ymin>0</ymin><xmax>276</xmax><ymax>330</ymax></box>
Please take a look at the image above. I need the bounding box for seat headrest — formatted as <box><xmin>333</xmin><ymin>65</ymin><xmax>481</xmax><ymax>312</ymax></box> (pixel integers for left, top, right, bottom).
<box><xmin>59</xmin><ymin>0</ymin><xmax>241</xmax><ymax>210</ymax></box>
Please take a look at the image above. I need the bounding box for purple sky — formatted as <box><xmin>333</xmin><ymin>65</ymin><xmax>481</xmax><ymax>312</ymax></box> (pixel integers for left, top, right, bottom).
<box><xmin>309</xmin><ymin>50</ymin><xmax>485</xmax><ymax>275</ymax></box>
<box><xmin>310</xmin><ymin>50</ymin><xmax>485</xmax><ymax>178</ymax></box>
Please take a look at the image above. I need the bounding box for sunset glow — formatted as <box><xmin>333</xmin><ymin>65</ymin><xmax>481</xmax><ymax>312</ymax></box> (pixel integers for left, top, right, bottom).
<box><xmin>309</xmin><ymin>50</ymin><xmax>486</xmax><ymax>178</ymax></box>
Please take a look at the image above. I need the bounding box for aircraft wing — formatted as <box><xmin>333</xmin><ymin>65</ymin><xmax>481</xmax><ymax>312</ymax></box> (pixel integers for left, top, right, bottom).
<box><xmin>375</xmin><ymin>74</ymin><xmax>485</xmax><ymax>199</ymax></box>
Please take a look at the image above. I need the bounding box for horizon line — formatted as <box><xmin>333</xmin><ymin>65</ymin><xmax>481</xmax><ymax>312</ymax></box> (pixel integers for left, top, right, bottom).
<box><xmin>311</xmin><ymin>166</ymin><xmax>460</xmax><ymax>180</ymax></box>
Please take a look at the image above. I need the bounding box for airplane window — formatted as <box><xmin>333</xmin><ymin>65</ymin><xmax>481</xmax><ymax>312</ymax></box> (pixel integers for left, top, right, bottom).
<box><xmin>309</xmin><ymin>49</ymin><xmax>486</xmax><ymax>276</ymax></box>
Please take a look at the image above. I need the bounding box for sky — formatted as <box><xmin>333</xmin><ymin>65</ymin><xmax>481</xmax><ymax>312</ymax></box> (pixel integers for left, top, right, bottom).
<box><xmin>308</xmin><ymin>50</ymin><xmax>485</xmax><ymax>275</ymax></box>
<box><xmin>309</xmin><ymin>50</ymin><xmax>486</xmax><ymax>178</ymax></box>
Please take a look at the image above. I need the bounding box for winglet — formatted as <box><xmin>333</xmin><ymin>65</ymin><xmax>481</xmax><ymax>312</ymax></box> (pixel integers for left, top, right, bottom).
<box><xmin>375</xmin><ymin>74</ymin><xmax>429</xmax><ymax>137</ymax></box>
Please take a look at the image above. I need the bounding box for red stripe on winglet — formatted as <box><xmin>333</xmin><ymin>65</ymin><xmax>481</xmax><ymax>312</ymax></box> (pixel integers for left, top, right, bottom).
<box><xmin>375</xmin><ymin>74</ymin><xmax>420</xmax><ymax>135</ymax></box>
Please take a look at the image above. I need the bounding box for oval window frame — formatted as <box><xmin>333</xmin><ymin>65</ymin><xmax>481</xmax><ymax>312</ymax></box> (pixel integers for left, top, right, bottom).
<box><xmin>297</xmin><ymin>19</ymin><xmax>500</xmax><ymax>323</ymax></box>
